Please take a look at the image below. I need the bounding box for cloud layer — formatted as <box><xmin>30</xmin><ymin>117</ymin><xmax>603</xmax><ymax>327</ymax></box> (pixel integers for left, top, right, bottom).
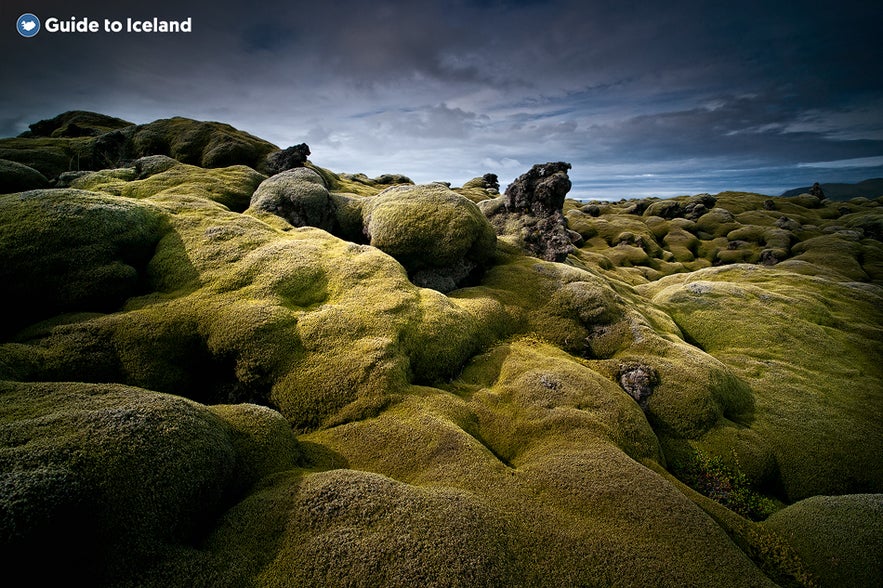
<box><xmin>3</xmin><ymin>0</ymin><xmax>882</xmax><ymax>198</ymax></box>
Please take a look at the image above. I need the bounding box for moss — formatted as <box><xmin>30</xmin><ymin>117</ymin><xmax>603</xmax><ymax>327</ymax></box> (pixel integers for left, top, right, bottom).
<box><xmin>127</xmin><ymin>117</ymin><xmax>278</xmax><ymax>171</ymax></box>
<box><xmin>695</xmin><ymin>207</ymin><xmax>740</xmax><ymax>238</ymax></box>
<box><xmin>670</xmin><ymin>449</ymin><xmax>778</xmax><ymax>521</ymax></box>
<box><xmin>2</xmin><ymin>121</ymin><xmax>881</xmax><ymax>586</ymax></box>
<box><xmin>364</xmin><ymin>184</ymin><xmax>496</xmax><ymax>269</ymax></box>
<box><xmin>764</xmin><ymin>494</ymin><xmax>883</xmax><ymax>588</ymax></box>
<box><xmin>208</xmin><ymin>403</ymin><xmax>302</xmax><ymax>482</ymax></box>
<box><xmin>248</xmin><ymin>167</ymin><xmax>338</xmax><ymax>230</ymax></box>
<box><xmin>75</xmin><ymin>160</ymin><xmax>266</xmax><ymax>212</ymax></box>
<box><xmin>647</xmin><ymin>265</ymin><xmax>883</xmax><ymax>500</ymax></box>
<box><xmin>0</xmin><ymin>189</ymin><xmax>168</xmax><ymax>336</ymax></box>
<box><xmin>0</xmin><ymin>159</ymin><xmax>50</xmax><ymax>193</ymax></box>
<box><xmin>788</xmin><ymin>234</ymin><xmax>869</xmax><ymax>281</ymax></box>
<box><xmin>0</xmin><ymin>136</ymin><xmax>95</xmax><ymax>178</ymax></box>
<box><xmin>24</xmin><ymin>110</ymin><xmax>134</xmax><ymax>138</ymax></box>
<box><xmin>0</xmin><ymin>381</ymin><xmax>242</xmax><ymax>584</ymax></box>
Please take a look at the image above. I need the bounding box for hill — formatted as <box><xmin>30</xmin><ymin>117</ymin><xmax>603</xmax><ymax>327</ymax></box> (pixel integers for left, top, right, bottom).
<box><xmin>1</xmin><ymin>112</ymin><xmax>882</xmax><ymax>587</ymax></box>
<box><xmin>780</xmin><ymin>178</ymin><xmax>883</xmax><ymax>200</ymax></box>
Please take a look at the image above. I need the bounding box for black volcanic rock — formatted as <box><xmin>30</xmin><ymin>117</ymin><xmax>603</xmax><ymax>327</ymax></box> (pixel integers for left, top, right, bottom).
<box><xmin>265</xmin><ymin>143</ymin><xmax>311</xmax><ymax>175</ymax></box>
<box><xmin>482</xmin><ymin>162</ymin><xmax>577</xmax><ymax>262</ymax></box>
<box><xmin>505</xmin><ymin>161</ymin><xmax>572</xmax><ymax>216</ymax></box>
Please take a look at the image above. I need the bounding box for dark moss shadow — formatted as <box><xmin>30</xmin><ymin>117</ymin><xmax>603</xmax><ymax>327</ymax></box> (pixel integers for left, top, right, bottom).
<box><xmin>296</xmin><ymin>441</ymin><xmax>350</xmax><ymax>471</ymax></box>
<box><xmin>0</xmin><ymin>196</ymin><xmax>195</xmax><ymax>340</ymax></box>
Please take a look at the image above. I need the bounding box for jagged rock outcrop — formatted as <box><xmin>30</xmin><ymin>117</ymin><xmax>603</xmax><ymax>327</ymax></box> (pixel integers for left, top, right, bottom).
<box><xmin>265</xmin><ymin>143</ymin><xmax>311</xmax><ymax>175</ymax></box>
<box><xmin>505</xmin><ymin>161</ymin><xmax>571</xmax><ymax>216</ymax></box>
<box><xmin>481</xmin><ymin>162</ymin><xmax>576</xmax><ymax>262</ymax></box>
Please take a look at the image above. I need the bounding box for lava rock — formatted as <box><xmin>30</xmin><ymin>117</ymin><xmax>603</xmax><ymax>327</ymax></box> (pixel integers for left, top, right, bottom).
<box><xmin>505</xmin><ymin>162</ymin><xmax>572</xmax><ymax>216</ymax></box>
<box><xmin>617</xmin><ymin>363</ymin><xmax>659</xmax><ymax>408</ymax></box>
<box><xmin>265</xmin><ymin>144</ymin><xmax>311</xmax><ymax>175</ymax></box>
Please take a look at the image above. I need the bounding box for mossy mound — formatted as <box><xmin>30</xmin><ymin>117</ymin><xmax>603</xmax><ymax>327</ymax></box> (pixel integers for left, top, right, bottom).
<box><xmin>0</xmin><ymin>159</ymin><xmax>49</xmax><ymax>193</ymax></box>
<box><xmin>0</xmin><ymin>113</ymin><xmax>279</xmax><ymax>179</ymax></box>
<box><xmin>0</xmin><ymin>186</ymin><xmax>510</xmax><ymax>430</ymax></box>
<box><xmin>362</xmin><ymin>183</ymin><xmax>497</xmax><ymax>291</ymax></box>
<box><xmin>2</xmin><ymin>116</ymin><xmax>882</xmax><ymax>586</ymax></box>
<box><xmin>0</xmin><ymin>380</ymin><xmax>299</xmax><ymax>585</ymax></box>
<box><xmin>571</xmin><ymin>191</ymin><xmax>883</xmax><ymax>284</ymax></box>
<box><xmin>249</xmin><ymin>167</ymin><xmax>338</xmax><ymax>232</ymax></box>
<box><xmin>0</xmin><ymin>189</ymin><xmax>168</xmax><ymax>336</ymax></box>
<box><xmin>22</xmin><ymin>110</ymin><xmax>134</xmax><ymax>138</ymax></box>
<box><xmin>115</xmin><ymin>116</ymin><xmax>279</xmax><ymax>171</ymax></box>
<box><xmin>70</xmin><ymin>158</ymin><xmax>266</xmax><ymax>211</ymax></box>
<box><xmin>645</xmin><ymin>265</ymin><xmax>883</xmax><ymax>500</ymax></box>
<box><xmin>763</xmin><ymin>494</ymin><xmax>883</xmax><ymax>587</ymax></box>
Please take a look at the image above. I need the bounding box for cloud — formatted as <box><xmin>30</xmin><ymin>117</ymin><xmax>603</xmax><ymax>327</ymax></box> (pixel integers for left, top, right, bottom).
<box><xmin>1</xmin><ymin>0</ymin><xmax>881</xmax><ymax>196</ymax></box>
<box><xmin>798</xmin><ymin>156</ymin><xmax>883</xmax><ymax>169</ymax></box>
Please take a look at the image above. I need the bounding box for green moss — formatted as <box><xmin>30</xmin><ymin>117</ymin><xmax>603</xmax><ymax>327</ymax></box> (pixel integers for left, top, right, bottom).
<box><xmin>647</xmin><ymin>265</ymin><xmax>883</xmax><ymax>500</ymax></box>
<box><xmin>75</xmin><ymin>160</ymin><xmax>266</xmax><ymax>212</ymax></box>
<box><xmin>363</xmin><ymin>183</ymin><xmax>496</xmax><ymax>270</ymax></box>
<box><xmin>764</xmin><ymin>494</ymin><xmax>883</xmax><ymax>588</ymax></box>
<box><xmin>787</xmin><ymin>234</ymin><xmax>869</xmax><ymax>281</ymax></box>
<box><xmin>0</xmin><ymin>381</ymin><xmax>241</xmax><ymax>584</ymax></box>
<box><xmin>0</xmin><ymin>189</ymin><xmax>168</xmax><ymax>336</ymax></box>
<box><xmin>0</xmin><ymin>159</ymin><xmax>50</xmax><ymax>193</ymax></box>
<box><xmin>0</xmin><ymin>136</ymin><xmax>95</xmax><ymax>178</ymax></box>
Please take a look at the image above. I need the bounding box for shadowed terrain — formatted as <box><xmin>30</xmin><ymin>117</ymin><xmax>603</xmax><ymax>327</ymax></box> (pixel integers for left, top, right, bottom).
<box><xmin>1</xmin><ymin>113</ymin><xmax>881</xmax><ymax>587</ymax></box>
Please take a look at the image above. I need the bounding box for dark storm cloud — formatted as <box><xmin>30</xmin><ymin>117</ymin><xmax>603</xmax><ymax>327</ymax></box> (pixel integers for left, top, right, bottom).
<box><xmin>2</xmin><ymin>0</ymin><xmax>882</xmax><ymax>197</ymax></box>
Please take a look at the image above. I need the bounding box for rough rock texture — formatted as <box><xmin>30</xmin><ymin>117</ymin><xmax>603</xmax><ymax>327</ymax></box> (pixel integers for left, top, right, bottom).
<box><xmin>482</xmin><ymin>162</ymin><xmax>577</xmax><ymax>262</ymax></box>
<box><xmin>505</xmin><ymin>161</ymin><xmax>572</xmax><ymax>216</ymax></box>
<box><xmin>617</xmin><ymin>362</ymin><xmax>659</xmax><ymax>408</ymax></box>
<box><xmin>265</xmin><ymin>143</ymin><xmax>310</xmax><ymax>175</ymax></box>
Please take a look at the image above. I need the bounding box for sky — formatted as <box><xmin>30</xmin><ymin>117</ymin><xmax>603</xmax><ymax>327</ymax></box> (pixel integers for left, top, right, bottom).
<box><xmin>3</xmin><ymin>0</ymin><xmax>883</xmax><ymax>200</ymax></box>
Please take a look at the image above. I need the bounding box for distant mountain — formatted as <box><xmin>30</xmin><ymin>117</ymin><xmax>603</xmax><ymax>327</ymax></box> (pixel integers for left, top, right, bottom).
<box><xmin>781</xmin><ymin>178</ymin><xmax>883</xmax><ymax>200</ymax></box>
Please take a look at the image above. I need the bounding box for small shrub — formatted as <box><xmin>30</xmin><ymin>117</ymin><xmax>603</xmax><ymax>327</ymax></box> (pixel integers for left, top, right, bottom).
<box><xmin>672</xmin><ymin>449</ymin><xmax>777</xmax><ymax>521</ymax></box>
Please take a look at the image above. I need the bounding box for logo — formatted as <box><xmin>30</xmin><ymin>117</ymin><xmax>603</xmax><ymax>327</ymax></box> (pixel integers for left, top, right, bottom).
<box><xmin>17</xmin><ymin>13</ymin><xmax>40</xmax><ymax>37</ymax></box>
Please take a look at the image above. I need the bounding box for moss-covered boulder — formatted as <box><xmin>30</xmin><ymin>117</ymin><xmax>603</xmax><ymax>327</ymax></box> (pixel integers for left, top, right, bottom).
<box><xmin>248</xmin><ymin>167</ymin><xmax>338</xmax><ymax>232</ymax></box>
<box><xmin>0</xmin><ymin>113</ymin><xmax>279</xmax><ymax>179</ymax></box>
<box><xmin>763</xmin><ymin>494</ymin><xmax>883</xmax><ymax>587</ymax></box>
<box><xmin>70</xmin><ymin>159</ymin><xmax>266</xmax><ymax>211</ymax></box>
<box><xmin>0</xmin><ymin>189</ymin><xmax>167</xmax><ymax>337</ymax></box>
<box><xmin>645</xmin><ymin>265</ymin><xmax>883</xmax><ymax>500</ymax></box>
<box><xmin>22</xmin><ymin>110</ymin><xmax>134</xmax><ymax>138</ymax></box>
<box><xmin>363</xmin><ymin>183</ymin><xmax>497</xmax><ymax>291</ymax></box>
<box><xmin>0</xmin><ymin>380</ymin><xmax>299</xmax><ymax>585</ymax></box>
<box><xmin>0</xmin><ymin>159</ymin><xmax>49</xmax><ymax>193</ymax></box>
